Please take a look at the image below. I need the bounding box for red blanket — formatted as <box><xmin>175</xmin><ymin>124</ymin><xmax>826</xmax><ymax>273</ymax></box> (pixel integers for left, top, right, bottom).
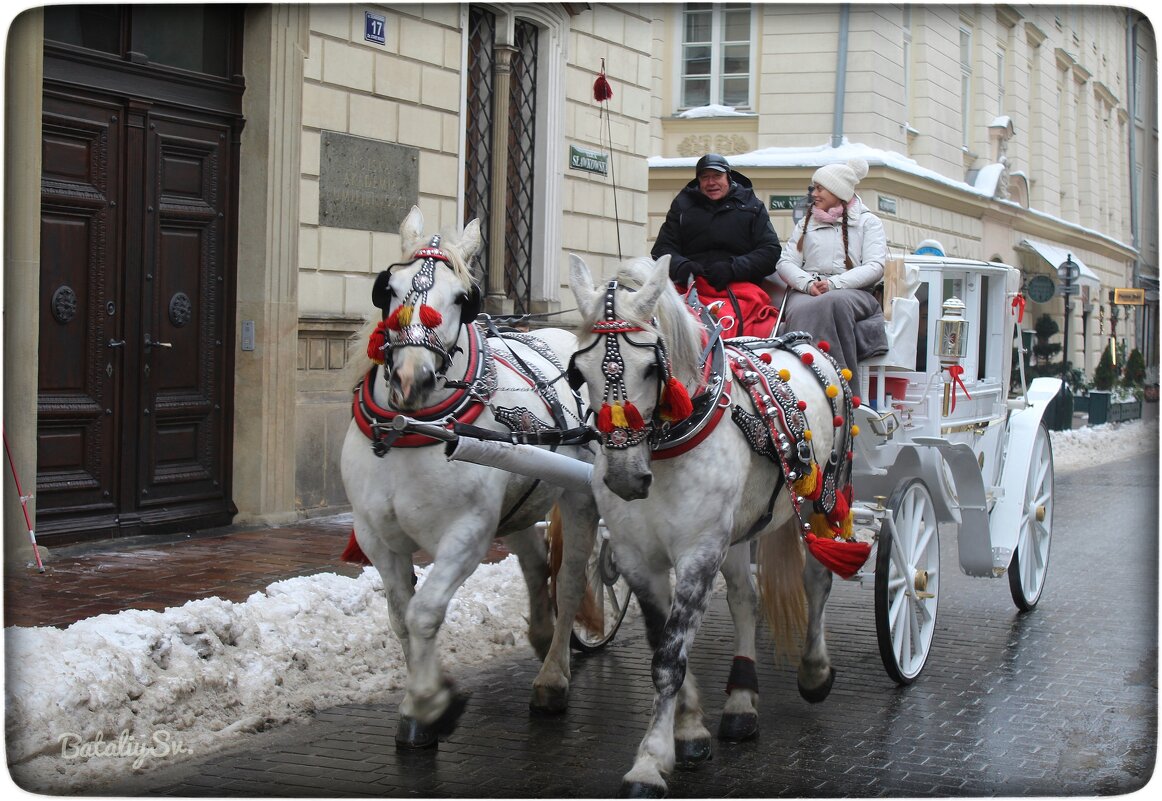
<box><xmin>683</xmin><ymin>277</ymin><xmax>779</xmax><ymax>339</ymax></box>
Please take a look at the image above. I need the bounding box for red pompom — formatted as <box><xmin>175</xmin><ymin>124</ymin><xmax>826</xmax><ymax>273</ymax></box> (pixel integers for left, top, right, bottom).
<box><xmin>818</xmin><ymin>341</ymin><xmax>830</xmax><ymax>353</ymax></box>
<box><xmin>384</xmin><ymin>306</ymin><xmax>403</xmax><ymax>331</ymax></box>
<box><xmin>851</xmin><ymin>396</ymin><xmax>861</xmax><ymax>408</ymax></box>
<box><xmin>593</xmin><ymin>73</ymin><xmax>613</xmax><ymax>102</ymax></box>
<box><xmin>341</xmin><ymin>532</ymin><xmax>372</xmax><ymax>566</ymax></box>
<box><xmin>833</xmin><ymin>415</ymin><xmax>845</xmax><ymax>428</ymax></box>
<box><xmin>661</xmin><ymin>378</ymin><xmax>694</xmax><ymax>422</ymax></box>
<box><xmin>805</xmin><ymin>533</ymin><xmax>870</xmax><ymax>579</ymax></box>
<box><xmin>597</xmin><ymin>403</ymin><xmax>614</xmax><ymax>433</ymax></box>
<box><xmin>797</xmin><ymin>400</ymin><xmax>808</xmax><ymax>411</ymax></box>
<box><xmin>847</xmin><ymin>450</ymin><xmax>854</xmax><ymax>461</ymax></box>
<box><xmin>367</xmin><ymin>321</ymin><xmax>388</xmax><ymax>364</ymax></box>
<box><xmin>801</xmin><ymin>352</ymin><xmax>814</xmax><ymax>365</ymax></box>
<box><xmin>759</xmin><ymin>353</ymin><xmax>772</xmax><ymax>364</ymax></box>
<box><xmin>418</xmin><ymin>304</ymin><xmax>443</xmax><ymax>329</ymax></box>
<box><xmin>623</xmin><ymin>401</ymin><xmax>646</xmax><ymax>430</ymax></box>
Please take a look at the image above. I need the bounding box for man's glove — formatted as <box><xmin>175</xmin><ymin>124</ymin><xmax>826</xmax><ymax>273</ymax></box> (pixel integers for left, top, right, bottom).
<box><xmin>673</xmin><ymin>260</ymin><xmax>703</xmax><ymax>285</ymax></box>
<box><xmin>703</xmin><ymin>260</ymin><xmax>734</xmax><ymax>290</ymax></box>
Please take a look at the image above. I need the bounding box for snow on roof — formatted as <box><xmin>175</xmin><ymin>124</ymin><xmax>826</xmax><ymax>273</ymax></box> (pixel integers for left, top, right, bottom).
<box><xmin>648</xmin><ymin>139</ymin><xmax>1134</xmax><ymax>253</ymax></box>
<box><xmin>676</xmin><ymin>104</ymin><xmax>753</xmax><ymax>118</ymax></box>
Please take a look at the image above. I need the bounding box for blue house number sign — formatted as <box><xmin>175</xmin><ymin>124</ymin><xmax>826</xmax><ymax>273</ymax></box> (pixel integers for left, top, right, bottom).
<box><xmin>365</xmin><ymin>12</ymin><xmax>386</xmax><ymax>45</ymax></box>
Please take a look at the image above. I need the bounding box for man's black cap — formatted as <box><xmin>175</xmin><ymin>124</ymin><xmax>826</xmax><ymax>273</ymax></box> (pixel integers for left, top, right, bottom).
<box><xmin>695</xmin><ymin>153</ymin><xmax>730</xmax><ymax>175</ymax></box>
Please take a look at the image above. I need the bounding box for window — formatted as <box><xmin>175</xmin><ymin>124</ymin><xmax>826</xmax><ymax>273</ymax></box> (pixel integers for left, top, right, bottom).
<box><xmin>902</xmin><ymin>7</ymin><xmax>913</xmax><ymax>128</ymax></box>
<box><xmin>680</xmin><ymin>3</ymin><xmax>752</xmax><ymax>109</ymax></box>
<box><xmin>960</xmin><ymin>27</ymin><xmax>973</xmax><ymax>147</ymax></box>
<box><xmin>996</xmin><ymin>49</ymin><xmax>1006</xmax><ymax>115</ymax></box>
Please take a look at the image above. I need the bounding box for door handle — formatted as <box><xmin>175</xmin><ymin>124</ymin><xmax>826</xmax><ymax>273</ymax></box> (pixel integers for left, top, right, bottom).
<box><xmin>144</xmin><ymin>334</ymin><xmax>172</xmax><ymax>349</ymax></box>
<box><xmin>107</xmin><ymin>339</ymin><xmax>125</xmax><ymax>348</ymax></box>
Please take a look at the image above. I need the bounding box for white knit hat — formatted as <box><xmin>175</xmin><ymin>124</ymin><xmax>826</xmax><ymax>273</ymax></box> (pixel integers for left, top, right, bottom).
<box><xmin>812</xmin><ymin>158</ymin><xmax>869</xmax><ymax>203</ymax></box>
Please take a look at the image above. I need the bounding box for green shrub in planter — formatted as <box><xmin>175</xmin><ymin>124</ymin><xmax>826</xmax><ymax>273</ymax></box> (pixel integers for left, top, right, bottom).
<box><xmin>1123</xmin><ymin>347</ymin><xmax>1146</xmax><ymax>388</ymax></box>
<box><xmin>1093</xmin><ymin>342</ymin><xmax>1120</xmax><ymax>391</ymax></box>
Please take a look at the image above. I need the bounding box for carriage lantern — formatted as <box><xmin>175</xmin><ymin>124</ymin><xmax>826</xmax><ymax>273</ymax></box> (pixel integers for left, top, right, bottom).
<box><xmin>936</xmin><ymin>296</ymin><xmax>968</xmax><ymax>416</ymax></box>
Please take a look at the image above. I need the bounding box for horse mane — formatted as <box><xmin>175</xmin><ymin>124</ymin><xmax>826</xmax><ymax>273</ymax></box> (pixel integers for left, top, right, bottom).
<box><xmin>602</xmin><ymin>257</ymin><xmax>706</xmax><ymax>392</ymax></box>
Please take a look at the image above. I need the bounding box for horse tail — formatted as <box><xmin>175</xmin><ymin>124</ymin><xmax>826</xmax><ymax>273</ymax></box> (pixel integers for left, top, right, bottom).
<box><xmin>756</xmin><ymin>515</ymin><xmax>807</xmax><ymax>663</ymax></box>
<box><xmin>545</xmin><ymin>503</ymin><xmax>604</xmax><ymax>634</ymax></box>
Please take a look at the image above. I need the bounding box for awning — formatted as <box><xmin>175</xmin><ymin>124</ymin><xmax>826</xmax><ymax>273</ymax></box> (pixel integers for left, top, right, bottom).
<box><xmin>1018</xmin><ymin>238</ymin><xmax>1101</xmax><ymax>290</ymax></box>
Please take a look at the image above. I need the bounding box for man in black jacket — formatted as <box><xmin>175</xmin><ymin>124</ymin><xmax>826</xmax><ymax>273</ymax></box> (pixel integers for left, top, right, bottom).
<box><xmin>651</xmin><ymin>153</ymin><xmax>782</xmax><ymax>291</ymax></box>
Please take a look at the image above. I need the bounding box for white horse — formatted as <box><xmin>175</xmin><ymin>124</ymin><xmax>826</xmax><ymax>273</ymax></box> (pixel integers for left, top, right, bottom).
<box><xmin>568</xmin><ymin>254</ymin><xmax>866</xmax><ymax>797</ymax></box>
<box><xmin>340</xmin><ymin>206</ymin><xmax>599</xmax><ymax>748</ymax></box>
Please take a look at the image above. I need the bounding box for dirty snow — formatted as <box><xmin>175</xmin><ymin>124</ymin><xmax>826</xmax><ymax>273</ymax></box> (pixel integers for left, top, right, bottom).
<box><xmin>3</xmin><ymin>415</ymin><xmax>1156</xmax><ymax>793</ymax></box>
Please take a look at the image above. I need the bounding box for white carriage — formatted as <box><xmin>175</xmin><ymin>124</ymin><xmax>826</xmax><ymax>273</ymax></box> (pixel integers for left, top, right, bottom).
<box><xmin>837</xmin><ymin>247</ymin><xmax>1058</xmax><ymax>683</ymax></box>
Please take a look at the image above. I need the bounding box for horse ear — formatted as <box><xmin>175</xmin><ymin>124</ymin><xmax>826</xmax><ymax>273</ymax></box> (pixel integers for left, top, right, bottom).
<box><xmin>568</xmin><ymin>254</ymin><xmax>600</xmax><ymax>318</ymax></box>
<box><xmin>400</xmin><ymin>205</ymin><xmax>425</xmax><ymax>254</ymax></box>
<box><xmin>626</xmin><ymin>255</ymin><xmax>671</xmax><ymax>321</ymax></box>
<box><xmin>459</xmin><ymin>218</ymin><xmax>484</xmax><ymax>261</ymax></box>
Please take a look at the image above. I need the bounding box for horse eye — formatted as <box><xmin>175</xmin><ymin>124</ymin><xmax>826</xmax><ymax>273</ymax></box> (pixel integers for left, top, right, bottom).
<box><xmin>454</xmin><ymin>293</ymin><xmax>468</xmax><ymax>306</ymax></box>
<box><xmin>643</xmin><ymin>362</ymin><xmax>659</xmax><ymax>379</ymax></box>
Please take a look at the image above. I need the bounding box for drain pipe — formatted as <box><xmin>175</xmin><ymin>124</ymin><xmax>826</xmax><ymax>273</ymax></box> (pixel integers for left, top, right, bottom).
<box><xmin>831</xmin><ymin>4</ymin><xmax>851</xmax><ymax>148</ymax></box>
<box><xmin>1126</xmin><ymin>10</ymin><xmax>1143</xmax><ymax>349</ymax></box>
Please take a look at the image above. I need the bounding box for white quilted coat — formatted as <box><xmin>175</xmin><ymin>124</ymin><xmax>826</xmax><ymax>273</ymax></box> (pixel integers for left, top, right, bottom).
<box><xmin>776</xmin><ymin>197</ymin><xmax>886</xmax><ymax>292</ymax></box>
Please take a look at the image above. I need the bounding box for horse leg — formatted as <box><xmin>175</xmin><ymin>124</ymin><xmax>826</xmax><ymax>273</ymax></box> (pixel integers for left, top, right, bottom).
<box><xmin>797</xmin><ymin>552</ymin><xmax>836</xmax><ymax>703</ymax></box>
<box><xmin>503</xmin><ymin>523</ymin><xmax>556</xmax><ymax>661</ymax></box>
<box><xmin>717</xmin><ymin>541</ymin><xmax>760</xmax><ymax>741</ymax></box>
<box><xmin>352</xmin><ymin>520</ymin><xmax>416</xmax><ymax>664</ymax></box>
<box><xmin>395</xmin><ymin>530</ymin><xmax>491</xmax><ymax>749</ymax></box>
<box><xmin>620</xmin><ymin>546</ymin><xmax>722</xmax><ymax>796</ymax></box>
<box><xmin>529</xmin><ymin>490</ymin><xmax>600</xmax><ymax>714</ymax></box>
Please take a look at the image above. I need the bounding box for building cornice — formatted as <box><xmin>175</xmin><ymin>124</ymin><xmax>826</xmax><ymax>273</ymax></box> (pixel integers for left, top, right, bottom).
<box><xmin>1094</xmin><ymin>80</ymin><xmax>1119</xmax><ymax>107</ymax></box>
<box><xmin>1024</xmin><ymin>20</ymin><xmax>1047</xmax><ymax>48</ymax></box>
<box><xmin>995</xmin><ymin>4</ymin><xmax>1023</xmax><ymax>30</ymax></box>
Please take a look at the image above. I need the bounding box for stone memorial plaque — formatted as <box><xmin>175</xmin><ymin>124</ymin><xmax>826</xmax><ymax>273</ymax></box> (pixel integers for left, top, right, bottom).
<box><xmin>319</xmin><ymin>132</ymin><xmax>417</xmax><ymax>233</ymax></box>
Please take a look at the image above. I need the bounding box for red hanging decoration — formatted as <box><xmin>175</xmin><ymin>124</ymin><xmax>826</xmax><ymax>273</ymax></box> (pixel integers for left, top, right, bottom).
<box><xmin>367</xmin><ymin>321</ymin><xmax>388</xmax><ymax>364</ymax></box>
<box><xmin>593</xmin><ymin>59</ymin><xmax>613</xmax><ymax>102</ymax></box>
<box><xmin>946</xmin><ymin>365</ymin><xmax>972</xmax><ymax>412</ymax></box>
<box><xmin>623</xmin><ymin>401</ymin><xmax>646</xmax><ymax>430</ymax></box>
<box><xmin>659</xmin><ymin>377</ymin><xmax>694</xmax><ymax>422</ymax></box>
<box><xmin>805</xmin><ymin>533</ymin><xmax>870</xmax><ymax>580</ymax></box>
<box><xmin>418</xmin><ymin>304</ymin><xmax>443</xmax><ymax>328</ymax></box>
<box><xmin>384</xmin><ymin>306</ymin><xmax>405</xmax><ymax>331</ymax></box>
<box><xmin>597</xmin><ymin>403</ymin><xmax>614</xmax><ymax>433</ymax></box>
<box><xmin>817</xmin><ymin>341</ymin><xmax>831</xmax><ymax>353</ymax></box>
<box><xmin>759</xmin><ymin>352</ymin><xmax>772</xmax><ymax>364</ymax></box>
<box><xmin>341</xmin><ymin>532</ymin><xmax>372</xmax><ymax>566</ymax></box>
<box><xmin>1011</xmin><ymin>293</ymin><xmax>1026</xmax><ymax>323</ymax></box>
<box><xmin>801</xmin><ymin>352</ymin><xmax>814</xmax><ymax>365</ymax></box>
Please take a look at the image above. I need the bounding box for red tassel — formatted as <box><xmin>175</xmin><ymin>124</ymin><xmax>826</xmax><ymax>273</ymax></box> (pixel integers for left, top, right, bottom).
<box><xmin>597</xmin><ymin>403</ymin><xmax>614</xmax><ymax>433</ymax></box>
<box><xmin>828</xmin><ymin>490</ymin><xmax>850</xmax><ymax>525</ymax></box>
<box><xmin>367</xmin><ymin>321</ymin><xmax>388</xmax><ymax>364</ymax></box>
<box><xmin>805</xmin><ymin>533</ymin><xmax>870</xmax><ymax>580</ymax></box>
<box><xmin>418</xmin><ymin>304</ymin><xmax>443</xmax><ymax>328</ymax></box>
<box><xmin>593</xmin><ymin>73</ymin><xmax>613</xmax><ymax>102</ymax></box>
<box><xmin>623</xmin><ymin>401</ymin><xmax>646</xmax><ymax>430</ymax></box>
<box><xmin>384</xmin><ymin>306</ymin><xmax>403</xmax><ymax>331</ymax></box>
<box><xmin>661</xmin><ymin>378</ymin><xmax>694</xmax><ymax>421</ymax></box>
<box><xmin>341</xmin><ymin>532</ymin><xmax>372</xmax><ymax>566</ymax></box>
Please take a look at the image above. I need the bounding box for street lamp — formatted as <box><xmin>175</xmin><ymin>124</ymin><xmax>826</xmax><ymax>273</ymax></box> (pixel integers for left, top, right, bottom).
<box><xmin>1057</xmin><ymin>255</ymin><xmax>1080</xmax><ymax>384</ymax></box>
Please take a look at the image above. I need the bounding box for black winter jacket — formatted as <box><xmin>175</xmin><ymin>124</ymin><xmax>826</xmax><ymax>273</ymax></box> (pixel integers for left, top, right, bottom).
<box><xmin>650</xmin><ymin>170</ymin><xmax>782</xmax><ymax>286</ymax></box>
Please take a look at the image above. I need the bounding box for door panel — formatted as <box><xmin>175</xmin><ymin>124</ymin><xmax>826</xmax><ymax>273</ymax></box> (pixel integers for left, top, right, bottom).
<box><xmin>37</xmin><ymin>94</ymin><xmax>123</xmax><ymax>528</ymax></box>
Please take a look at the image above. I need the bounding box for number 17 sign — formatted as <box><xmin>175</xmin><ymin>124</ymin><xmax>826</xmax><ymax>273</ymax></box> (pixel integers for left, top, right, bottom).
<box><xmin>365</xmin><ymin>11</ymin><xmax>386</xmax><ymax>45</ymax></box>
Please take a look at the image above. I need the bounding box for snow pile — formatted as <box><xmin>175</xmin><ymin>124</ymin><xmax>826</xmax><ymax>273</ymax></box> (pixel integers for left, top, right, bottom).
<box><xmin>5</xmin><ymin>560</ymin><xmax>537</xmax><ymax>793</ymax></box>
<box><xmin>4</xmin><ymin>415</ymin><xmax>1155</xmax><ymax>793</ymax></box>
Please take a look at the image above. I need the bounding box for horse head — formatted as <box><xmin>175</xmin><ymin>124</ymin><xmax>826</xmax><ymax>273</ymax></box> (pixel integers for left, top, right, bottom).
<box><xmin>568</xmin><ymin>254</ymin><xmax>704</xmax><ymax>501</ymax></box>
<box><xmin>371</xmin><ymin>205</ymin><xmax>484</xmax><ymax>411</ymax></box>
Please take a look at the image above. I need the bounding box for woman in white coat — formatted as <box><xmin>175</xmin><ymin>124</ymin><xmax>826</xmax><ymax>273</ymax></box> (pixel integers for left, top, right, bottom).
<box><xmin>776</xmin><ymin>158</ymin><xmax>888</xmax><ymax>388</ymax></box>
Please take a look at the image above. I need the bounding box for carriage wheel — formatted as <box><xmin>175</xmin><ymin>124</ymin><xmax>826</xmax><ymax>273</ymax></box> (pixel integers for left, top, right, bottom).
<box><xmin>570</xmin><ymin>524</ymin><xmax>633</xmax><ymax>652</ymax></box>
<box><xmin>874</xmin><ymin>478</ymin><xmax>940</xmax><ymax>685</ymax></box>
<box><xmin>1008</xmin><ymin>423</ymin><xmax>1054</xmax><ymax>611</ymax></box>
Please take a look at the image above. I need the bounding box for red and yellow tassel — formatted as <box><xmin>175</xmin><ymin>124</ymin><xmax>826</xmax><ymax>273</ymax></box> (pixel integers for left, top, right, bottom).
<box><xmin>659</xmin><ymin>378</ymin><xmax>694</xmax><ymax>422</ymax></box>
<box><xmin>367</xmin><ymin>321</ymin><xmax>388</xmax><ymax>364</ymax></box>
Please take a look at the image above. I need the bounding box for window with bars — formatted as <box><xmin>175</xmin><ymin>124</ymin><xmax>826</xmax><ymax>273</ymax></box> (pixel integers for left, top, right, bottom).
<box><xmin>465</xmin><ymin>7</ymin><xmax>495</xmax><ymax>277</ymax></box>
<box><xmin>680</xmin><ymin>2</ymin><xmax>752</xmax><ymax>110</ymax></box>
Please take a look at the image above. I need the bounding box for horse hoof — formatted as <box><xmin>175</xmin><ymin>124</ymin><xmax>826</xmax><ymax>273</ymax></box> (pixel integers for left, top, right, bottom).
<box><xmin>717</xmin><ymin>712</ymin><xmax>759</xmax><ymax>741</ymax></box>
<box><xmin>529</xmin><ymin>684</ymin><xmax>569</xmax><ymax>715</ymax></box>
<box><xmin>394</xmin><ymin>716</ymin><xmax>439</xmax><ymax>750</ymax></box>
<box><xmin>674</xmin><ymin>737</ymin><xmax>713</xmax><ymax>769</ymax></box>
<box><xmin>394</xmin><ymin>690</ymin><xmax>471</xmax><ymax>749</ymax></box>
<box><xmin>619</xmin><ymin>781</ymin><xmax>667</xmax><ymax>798</ymax></box>
<box><xmin>798</xmin><ymin>666</ymin><xmax>836</xmax><ymax>704</ymax></box>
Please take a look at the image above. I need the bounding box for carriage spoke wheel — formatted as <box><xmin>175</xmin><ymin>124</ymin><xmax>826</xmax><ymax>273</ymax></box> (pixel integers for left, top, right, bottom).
<box><xmin>1009</xmin><ymin>423</ymin><xmax>1054</xmax><ymax>611</ymax></box>
<box><xmin>570</xmin><ymin>523</ymin><xmax>632</xmax><ymax>652</ymax></box>
<box><xmin>874</xmin><ymin>479</ymin><xmax>940</xmax><ymax>685</ymax></box>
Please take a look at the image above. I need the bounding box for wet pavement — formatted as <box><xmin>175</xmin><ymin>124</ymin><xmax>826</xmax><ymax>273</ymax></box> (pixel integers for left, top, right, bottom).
<box><xmin>4</xmin><ymin>421</ymin><xmax>1158</xmax><ymax>797</ymax></box>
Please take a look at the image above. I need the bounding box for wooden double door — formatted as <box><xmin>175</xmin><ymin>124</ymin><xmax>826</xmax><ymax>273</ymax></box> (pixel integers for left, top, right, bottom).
<box><xmin>38</xmin><ymin>31</ymin><xmax>244</xmax><ymax>542</ymax></box>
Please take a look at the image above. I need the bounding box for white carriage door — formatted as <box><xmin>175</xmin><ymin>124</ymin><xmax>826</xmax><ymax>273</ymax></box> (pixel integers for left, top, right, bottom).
<box><xmin>464</xmin><ymin>7</ymin><xmax>539</xmax><ymax>316</ymax></box>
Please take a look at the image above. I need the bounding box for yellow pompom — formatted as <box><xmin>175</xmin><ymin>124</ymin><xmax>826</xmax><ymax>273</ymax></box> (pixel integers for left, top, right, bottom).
<box><xmin>851</xmin><ymin>424</ymin><xmax>860</xmax><ymax>437</ymax></box>
<box><xmin>611</xmin><ymin>404</ymin><xmax>628</xmax><ymax>428</ymax></box>
<box><xmin>826</xmin><ymin>384</ymin><xmax>839</xmax><ymax>398</ymax></box>
<box><xmin>397</xmin><ymin>305</ymin><xmax>414</xmax><ymax>327</ymax></box>
<box><xmin>841</xmin><ymin>368</ymin><xmax>853</xmax><ymax>381</ymax></box>
<box><xmin>778</xmin><ymin>368</ymin><xmax>791</xmax><ymax>381</ymax></box>
<box><xmin>804</xmin><ymin>429</ymin><xmax>813</xmax><ymax>441</ymax></box>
